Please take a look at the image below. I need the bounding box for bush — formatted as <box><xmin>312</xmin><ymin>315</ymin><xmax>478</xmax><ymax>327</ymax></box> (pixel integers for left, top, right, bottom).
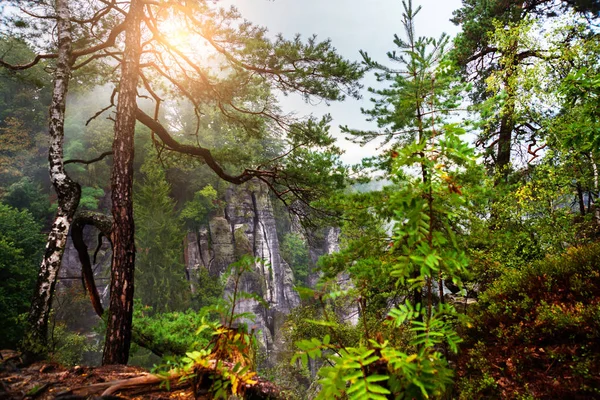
<box><xmin>456</xmin><ymin>243</ymin><xmax>600</xmax><ymax>399</ymax></box>
<box><xmin>48</xmin><ymin>323</ymin><xmax>102</xmax><ymax>367</ymax></box>
<box><xmin>132</xmin><ymin>302</ymin><xmax>215</xmax><ymax>357</ymax></box>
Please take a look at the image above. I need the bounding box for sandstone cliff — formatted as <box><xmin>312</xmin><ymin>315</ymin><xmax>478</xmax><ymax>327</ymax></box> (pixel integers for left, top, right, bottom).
<box><xmin>184</xmin><ymin>180</ymin><xmax>300</xmax><ymax>354</ymax></box>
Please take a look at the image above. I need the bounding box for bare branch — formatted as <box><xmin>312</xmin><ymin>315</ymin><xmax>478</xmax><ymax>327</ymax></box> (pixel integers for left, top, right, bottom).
<box><xmin>64</xmin><ymin>151</ymin><xmax>113</xmax><ymax>165</ymax></box>
<box><xmin>85</xmin><ymin>88</ymin><xmax>117</xmax><ymax>125</ymax></box>
<box><xmin>135</xmin><ymin>108</ymin><xmax>254</xmax><ymax>184</ymax></box>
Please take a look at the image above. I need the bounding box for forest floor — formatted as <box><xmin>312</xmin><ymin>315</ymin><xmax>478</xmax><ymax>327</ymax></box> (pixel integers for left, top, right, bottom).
<box><xmin>0</xmin><ymin>350</ymin><xmax>195</xmax><ymax>399</ymax></box>
<box><xmin>0</xmin><ymin>350</ymin><xmax>280</xmax><ymax>399</ymax></box>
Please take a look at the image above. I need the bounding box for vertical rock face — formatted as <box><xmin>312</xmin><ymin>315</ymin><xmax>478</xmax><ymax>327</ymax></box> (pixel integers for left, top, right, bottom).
<box><xmin>306</xmin><ymin>226</ymin><xmax>358</xmax><ymax>326</ymax></box>
<box><xmin>307</xmin><ymin>226</ymin><xmax>340</xmax><ymax>287</ymax></box>
<box><xmin>57</xmin><ymin>179</ymin><xmax>345</xmax><ymax>365</ymax></box>
<box><xmin>185</xmin><ymin>180</ymin><xmax>300</xmax><ymax>354</ymax></box>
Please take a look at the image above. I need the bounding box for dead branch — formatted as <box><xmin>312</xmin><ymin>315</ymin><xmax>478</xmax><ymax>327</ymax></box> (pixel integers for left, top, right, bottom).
<box><xmin>528</xmin><ymin>143</ymin><xmax>547</xmax><ymax>163</ymax></box>
<box><xmin>66</xmin><ymin>360</ymin><xmax>282</xmax><ymax>399</ymax></box>
<box><xmin>67</xmin><ymin>371</ymin><xmax>179</xmax><ymax>397</ymax></box>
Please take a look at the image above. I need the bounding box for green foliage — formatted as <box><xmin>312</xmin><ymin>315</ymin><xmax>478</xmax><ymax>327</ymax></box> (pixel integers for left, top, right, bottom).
<box><xmin>79</xmin><ymin>186</ymin><xmax>104</xmax><ymax>210</ymax></box>
<box><xmin>133</xmin><ymin>302</ymin><xmax>215</xmax><ymax>357</ymax></box>
<box><xmin>291</xmin><ymin>294</ymin><xmax>465</xmax><ymax>399</ymax></box>
<box><xmin>0</xmin><ymin>203</ymin><xmax>45</xmax><ymax>348</ymax></box>
<box><xmin>0</xmin><ymin>37</ymin><xmax>49</xmax><ymax>183</ymax></box>
<box><xmin>134</xmin><ymin>151</ymin><xmax>191</xmax><ymax>313</ymax></box>
<box><xmin>284</xmin><ymin>294</ymin><xmax>363</xmax><ymax>351</ymax></box>
<box><xmin>62</xmin><ymin>87</ymin><xmax>115</xmax><ymax>189</ymax></box>
<box><xmin>152</xmin><ymin>256</ymin><xmax>265</xmax><ymax>398</ymax></box>
<box><xmin>280</xmin><ymin>233</ymin><xmax>310</xmax><ymax>285</ymax></box>
<box><xmin>48</xmin><ymin>322</ymin><xmax>102</xmax><ymax>367</ymax></box>
<box><xmin>180</xmin><ymin>184</ymin><xmax>219</xmax><ymax>228</ymax></box>
<box><xmin>1</xmin><ymin>177</ymin><xmax>52</xmax><ymax>222</ymax></box>
<box><xmin>192</xmin><ymin>267</ymin><xmax>225</xmax><ymax>310</ymax></box>
<box><xmin>290</xmin><ymin>3</ymin><xmax>478</xmax><ymax>398</ymax></box>
<box><xmin>456</xmin><ymin>243</ymin><xmax>600</xmax><ymax>398</ymax></box>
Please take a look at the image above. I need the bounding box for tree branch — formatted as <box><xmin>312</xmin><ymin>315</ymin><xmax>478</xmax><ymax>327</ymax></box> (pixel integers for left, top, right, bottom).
<box><xmin>64</xmin><ymin>151</ymin><xmax>113</xmax><ymax>165</ymax></box>
<box><xmin>135</xmin><ymin>108</ymin><xmax>256</xmax><ymax>184</ymax></box>
<box><xmin>71</xmin><ymin>211</ymin><xmax>112</xmax><ymax>318</ymax></box>
<box><xmin>0</xmin><ymin>22</ymin><xmax>126</xmax><ymax>70</ymax></box>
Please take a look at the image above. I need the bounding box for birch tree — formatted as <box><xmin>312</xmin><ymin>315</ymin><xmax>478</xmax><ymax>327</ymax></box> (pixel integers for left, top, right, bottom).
<box><xmin>19</xmin><ymin>0</ymin><xmax>80</xmax><ymax>360</ymax></box>
<box><xmin>1</xmin><ymin>0</ymin><xmax>126</xmax><ymax>359</ymax></box>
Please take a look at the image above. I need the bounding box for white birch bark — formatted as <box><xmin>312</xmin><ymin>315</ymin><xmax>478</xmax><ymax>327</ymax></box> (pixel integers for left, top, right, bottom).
<box><xmin>23</xmin><ymin>0</ymin><xmax>81</xmax><ymax>359</ymax></box>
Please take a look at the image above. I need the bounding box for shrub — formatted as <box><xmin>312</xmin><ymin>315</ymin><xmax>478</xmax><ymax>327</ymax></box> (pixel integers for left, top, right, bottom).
<box><xmin>456</xmin><ymin>243</ymin><xmax>600</xmax><ymax>399</ymax></box>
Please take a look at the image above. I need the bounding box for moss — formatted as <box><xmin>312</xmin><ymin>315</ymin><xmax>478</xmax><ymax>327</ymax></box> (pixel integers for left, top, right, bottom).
<box><xmin>234</xmin><ymin>225</ymin><xmax>252</xmax><ymax>260</ymax></box>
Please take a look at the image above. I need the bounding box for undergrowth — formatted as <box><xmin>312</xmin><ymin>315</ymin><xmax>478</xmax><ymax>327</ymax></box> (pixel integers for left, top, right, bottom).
<box><xmin>456</xmin><ymin>243</ymin><xmax>600</xmax><ymax>399</ymax></box>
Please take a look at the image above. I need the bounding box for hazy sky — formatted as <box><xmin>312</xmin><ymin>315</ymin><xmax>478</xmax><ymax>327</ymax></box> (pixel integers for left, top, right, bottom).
<box><xmin>222</xmin><ymin>0</ymin><xmax>464</xmax><ymax>164</ymax></box>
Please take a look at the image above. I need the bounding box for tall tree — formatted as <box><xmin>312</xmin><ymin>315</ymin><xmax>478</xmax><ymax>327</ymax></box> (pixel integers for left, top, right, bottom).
<box><xmin>134</xmin><ymin>151</ymin><xmax>190</xmax><ymax>314</ymax></box>
<box><xmin>0</xmin><ymin>0</ymin><xmax>126</xmax><ymax>359</ymax></box>
<box><xmin>452</xmin><ymin>0</ymin><xmax>599</xmax><ymax>178</ymax></box>
<box><xmin>296</xmin><ymin>3</ymin><xmax>476</xmax><ymax>397</ymax></box>
<box><xmin>452</xmin><ymin>0</ymin><xmax>532</xmax><ymax>177</ymax></box>
<box><xmin>20</xmin><ymin>0</ymin><xmax>82</xmax><ymax>360</ymax></box>
<box><xmin>98</xmin><ymin>0</ymin><xmax>363</xmax><ymax>364</ymax></box>
<box><xmin>342</xmin><ymin>0</ymin><xmax>466</xmax><ymax>311</ymax></box>
<box><xmin>6</xmin><ymin>0</ymin><xmax>363</xmax><ymax>364</ymax></box>
<box><xmin>102</xmin><ymin>0</ymin><xmax>143</xmax><ymax>365</ymax></box>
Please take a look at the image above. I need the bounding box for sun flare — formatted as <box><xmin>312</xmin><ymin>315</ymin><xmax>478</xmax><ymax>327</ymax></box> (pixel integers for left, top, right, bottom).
<box><xmin>156</xmin><ymin>17</ymin><xmax>215</xmax><ymax>62</ymax></box>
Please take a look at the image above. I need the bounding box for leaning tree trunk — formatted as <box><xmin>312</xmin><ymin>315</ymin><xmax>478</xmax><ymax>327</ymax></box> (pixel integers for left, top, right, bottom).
<box><xmin>73</xmin><ymin>211</ymin><xmax>187</xmax><ymax>359</ymax></box>
<box><xmin>72</xmin><ymin>211</ymin><xmax>113</xmax><ymax>318</ymax></box>
<box><xmin>23</xmin><ymin>0</ymin><xmax>81</xmax><ymax>361</ymax></box>
<box><xmin>102</xmin><ymin>0</ymin><xmax>143</xmax><ymax>365</ymax></box>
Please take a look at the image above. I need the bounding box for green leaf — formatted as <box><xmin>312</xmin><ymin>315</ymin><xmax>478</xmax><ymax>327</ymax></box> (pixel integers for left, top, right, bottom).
<box><xmin>366</xmin><ymin>374</ymin><xmax>389</xmax><ymax>383</ymax></box>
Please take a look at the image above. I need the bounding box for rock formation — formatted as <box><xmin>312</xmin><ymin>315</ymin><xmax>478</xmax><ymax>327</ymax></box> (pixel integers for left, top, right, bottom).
<box><xmin>56</xmin><ymin>179</ymin><xmax>345</xmax><ymax>366</ymax></box>
<box><xmin>185</xmin><ymin>180</ymin><xmax>300</xmax><ymax>356</ymax></box>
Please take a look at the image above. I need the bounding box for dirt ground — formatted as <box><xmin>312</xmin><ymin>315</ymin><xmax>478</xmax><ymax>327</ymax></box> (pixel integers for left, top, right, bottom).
<box><xmin>0</xmin><ymin>350</ymin><xmax>282</xmax><ymax>399</ymax></box>
<box><xmin>0</xmin><ymin>350</ymin><xmax>202</xmax><ymax>399</ymax></box>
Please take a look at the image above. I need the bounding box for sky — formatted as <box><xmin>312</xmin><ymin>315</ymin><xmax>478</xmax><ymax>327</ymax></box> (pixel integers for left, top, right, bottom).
<box><xmin>221</xmin><ymin>0</ymin><xmax>464</xmax><ymax>164</ymax></box>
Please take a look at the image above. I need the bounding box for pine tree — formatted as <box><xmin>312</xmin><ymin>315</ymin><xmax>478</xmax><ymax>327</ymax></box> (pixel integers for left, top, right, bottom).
<box><xmin>134</xmin><ymin>151</ymin><xmax>190</xmax><ymax>314</ymax></box>
<box><xmin>295</xmin><ymin>2</ymin><xmax>477</xmax><ymax>398</ymax></box>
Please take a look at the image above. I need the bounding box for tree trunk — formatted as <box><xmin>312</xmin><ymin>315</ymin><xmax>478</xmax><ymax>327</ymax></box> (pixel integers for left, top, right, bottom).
<box><xmin>102</xmin><ymin>0</ymin><xmax>143</xmax><ymax>365</ymax></box>
<box><xmin>72</xmin><ymin>211</ymin><xmax>113</xmax><ymax>318</ymax></box>
<box><xmin>495</xmin><ymin>38</ymin><xmax>518</xmax><ymax>182</ymax></box>
<box><xmin>496</xmin><ymin>111</ymin><xmax>514</xmax><ymax>176</ymax></box>
<box><xmin>590</xmin><ymin>152</ymin><xmax>600</xmax><ymax>226</ymax></box>
<box><xmin>23</xmin><ymin>0</ymin><xmax>81</xmax><ymax>361</ymax></box>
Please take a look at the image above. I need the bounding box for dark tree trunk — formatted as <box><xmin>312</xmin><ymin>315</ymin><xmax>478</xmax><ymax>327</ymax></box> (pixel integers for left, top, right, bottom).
<box><xmin>496</xmin><ymin>112</ymin><xmax>514</xmax><ymax>176</ymax></box>
<box><xmin>72</xmin><ymin>211</ymin><xmax>113</xmax><ymax>318</ymax></box>
<box><xmin>495</xmin><ymin>38</ymin><xmax>518</xmax><ymax>182</ymax></box>
<box><xmin>102</xmin><ymin>0</ymin><xmax>143</xmax><ymax>365</ymax></box>
<box><xmin>72</xmin><ymin>212</ymin><xmax>187</xmax><ymax>359</ymax></box>
<box><xmin>576</xmin><ymin>182</ymin><xmax>586</xmax><ymax>216</ymax></box>
<box><xmin>23</xmin><ymin>0</ymin><xmax>81</xmax><ymax>361</ymax></box>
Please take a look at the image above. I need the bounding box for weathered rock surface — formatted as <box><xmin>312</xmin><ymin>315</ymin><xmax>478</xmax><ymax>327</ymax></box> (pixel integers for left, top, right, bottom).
<box><xmin>57</xmin><ymin>179</ymin><xmax>344</xmax><ymax>367</ymax></box>
<box><xmin>185</xmin><ymin>180</ymin><xmax>300</xmax><ymax>358</ymax></box>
